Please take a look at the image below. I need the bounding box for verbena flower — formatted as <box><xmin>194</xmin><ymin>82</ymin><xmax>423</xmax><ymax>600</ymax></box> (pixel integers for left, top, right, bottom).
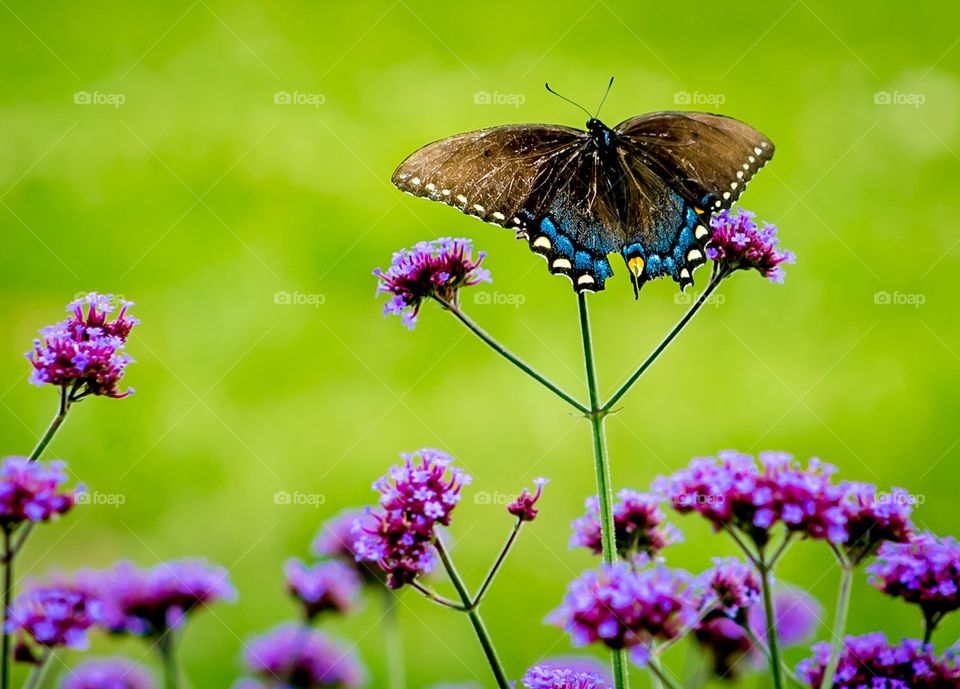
<box><xmin>534</xmin><ymin>658</ymin><xmax>612</xmax><ymax>685</ymax></box>
<box><xmin>7</xmin><ymin>584</ymin><xmax>102</xmax><ymax>662</ymax></box>
<box><xmin>840</xmin><ymin>483</ymin><xmax>914</xmax><ymax>565</ymax></box>
<box><xmin>27</xmin><ymin>293</ymin><xmax>138</xmax><ymax>399</ymax></box>
<box><xmin>700</xmin><ymin>557</ymin><xmax>761</xmax><ymax>619</ymax></box>
<box><xmin>508</xmin><ymin>478</ymin><xmax>548</xmax><ymax>522</ymax></box>
<box><xmin>235</xmin><ymin>623</ymin><xmax>365</xmax><ymax>688</ymax></box>
<box><xmin>796</xmin><ymin>633</ymin><xmax>960</xmax><ymax>688</ymax></box>
<box><xmin>708</xmin><ymin>209</ymin><xmax>794</xmax><ymax>283</ymax></box>
<box><xmin>656</xmin><ymin>451</ymin><xmax>846</xmax><ymax>548</ymax></box>
<box><xmin>61</xmin><ymin>657</ymin><xmax>156</xmax><ymax>689</ymax></box>
<box><xmin>570</xmin><ymin>489</ymin><xmax>679</xmax><ymax>560</ymax></box>
<box><xmin>0</xmin><ymin>457</ymin><xmax>81</xmax><ymax>527</ymax></box>
<box><xmin>746</xmin><ymin>584</ymin><xmax>821</xmax><ymax>647</ymax></box>
<box><xmin>867</xmin><ymin>532</ymin><xmax>960</xmax><ymax>626</ymax></box>
<box><xmin>354</xmin><ymin>448</ymin><xmax>471</xmax><ymax>589</ymax></box>
<box><xmin>521</xmin><ymin>663</ymin><xmax>612</xmax><ymax>689</ymax></box>
<box><xmin>285</xmin><ymin>558</ymin><xmax>360</xmax><ymax>621</ymax></box>
<box><xmin>374</xmin><ymin>238</ymin><xmax>491</xmax><ymax>329</ymax></box>
<box><xmin>78</xmin><ymin>559</ymin><xmax>236</xmax><ymax>636</ymax></box>
<box><xmin>548</xmin><ymin>562</ymin><xmax>700</xmax><ymax>667</ymax></box>
<box><xmin>312</xmin><ymin>509</ymin><xmax>385</xmax><ymax>586</ymax></box>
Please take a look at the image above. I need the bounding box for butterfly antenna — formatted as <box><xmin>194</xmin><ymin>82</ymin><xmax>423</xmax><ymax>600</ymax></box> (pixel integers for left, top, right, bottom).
<box><xmin>545</xmin><ymin>82</ymin><xmax>592</xmax><ymax>119</ymax></box>
<box><xmin>595</xmin><ymin>76</ymin><xmax>614</xmax><ymax>117</ymax></box>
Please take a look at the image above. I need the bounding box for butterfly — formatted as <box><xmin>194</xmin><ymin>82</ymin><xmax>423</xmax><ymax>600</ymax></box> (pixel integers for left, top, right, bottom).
<box><xmin>391</xmin><ymin>97</ymin><xmax>774</xmax><ymax>296</ymax></box>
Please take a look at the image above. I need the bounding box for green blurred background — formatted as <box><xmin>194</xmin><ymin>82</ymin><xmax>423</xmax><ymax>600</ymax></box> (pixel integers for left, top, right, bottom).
<box><xmin>1</xmin><ymin>1</ymin><xmax>958</xmax><ymax>686</ymax></box>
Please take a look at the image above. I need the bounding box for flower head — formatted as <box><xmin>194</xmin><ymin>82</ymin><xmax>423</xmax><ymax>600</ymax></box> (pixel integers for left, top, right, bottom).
<box><xmin>27</xmin><ymin>293</ymin><xmax>138</xmax><ymax>399</ymax></box>
<box><xmin>521</xmin><ymin>663</ymin><xmax>612</xmax><ymax>689</ymax></box>
<box><xmin>7</xmin><ymin>584</ymin><xmax>101</xmax><ymax>661</ymax></box>
<box><xmin>61</xmin><ymin>658</ymin><xmax>156</xmax><ymax>689</ymax></box>
<box><xmin>312</xmin><ymin>510</ymin><xmax>386</xmax><ymax>586</ymax></box>
<box><xmin>354</xmin><ymin>448</ymin><xmax>471</xmax><ymax>589</ymax></box>
<box><xmin>77</xmin><ymin>559</ymin><xmax>236</xmax><ymax>636</ymax></box>
<box><xmin>0</xmin><ymin>457</ymin><xmax>81</xmax><ymax>528</ymax></box>
<box><xmin>700</xmin><ymin>557</ymin><xmax>761</xmax><ymax>619</ymax></box>
<box><xmin>840</xmin><ymin>483</ymin><xmax>914</xmax><ymax>565</ymax></box>
<box><xmin>571</xmin><ymin>489</ymin><xmax>679</xmax><ymax>560</ymax></box>
<box><xmin>548</xmin><ymin>562</ymin><xmax>700</xmax><ymax>667</ymax></box>
<box><xmin>656</xmin><ymin>451</ymin><xmax>846</xmax><ymax>548</ymax></box>
<box><xmin>508</xmin><ymin>478</ymin><xmax>548</xmax><ymax>522</ymax></box>
<box><xmin>285</xmin><ymin>558</ymin><xmax>360</xmax><ymax>620</ymax></box>
<box><xmin>708</xmin><ymin>209</ymin><xmax>794</xmax><ymax>283</ymax></box>
<box><xmin>867</xmin><ymin>532</ymin><xmax>960</xmax><ymax>623</ymax></box>
<box><xmin>746</xmin><ymin>584</ymin><xmax>820</xmax><ymax>647</ymax></box>
<box><xmin>796</xmin><ymin>633</ymin><xmax>959</xmax><ymax>689</ymax></box>
<box><xmin>374</xmin><ymin>238</ymin><xmax>491</xmax><ymax>329</ymax></box>
<box><xmin>236</xmin><ymin>623</ymin><xmax>365</xmax><ymax>688</ymax></box>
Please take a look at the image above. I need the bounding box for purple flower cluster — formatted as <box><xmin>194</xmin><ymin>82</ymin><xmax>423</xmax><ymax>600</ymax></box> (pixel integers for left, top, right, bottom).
<box><xmin>285</xmin><ymin>558</ymin><xmax>360</xmax><ymax>621</ymax></box>
<box><xmin>840</xmin><ymin>483</ymin><xmax>914</xmax><ymax>564</ymax></box>
<box><xmin>700</xmin><ymin>557</ymin><xmax>761</xmax><ymax>618</ymax></box>
<box><xmin>354</xmin><ymin>448</ymin><xmax>471</xmax><ymax>589</ymax></box>
<box><xmin>570</xmin><ymin>489</ymin><xmax>678</xmax><ymax>560</ymax></box>
<box><xmin>61</xmin><ymin>658</ymin><xmax>156</xmax><ymax>689</ymax></box>
<box><xmin>312</xmin><ymin>510</ymin><xmax>385</xmax><ymax>586</ymax></box>
<box><xmin>374</xmin><ymin>238</ymin><xmax>491</xmax><ymax>329</ymax></box>
<box><xmin>657</xmin><ymin>451</ymin><xmax>846</xmax><ymax>548</ymax></box>
<box><xmin>0</xmin><ymin>456</ymin><xmax>80</xmax><ymax>527</ymax></box>
<box><xmin>235</xmin><ymin>624</ymin><xmax>365</xmax><ymax>688</ymax></box>
<box><xmin>521</xmin><ymin>663</ymin><xmax>611</xmax><ymax>689</ymax></box>
<box><xmin>6</xmin><ymin>584</ymin><xmax>102</xmax><ymax>661</ymax></box>
<box><xmin>708</xmin><ymin>209</ymin><xmax>795</xmax><ymax>283</ymax></box>
<box><xmin>27</xmin><ymin>293</ymin><xmax>138</xmax><ymax>399</ymax></box>
<box><xmin>508</xmin><ymin>478</ymin><xmax>548</xmax><ymax>522</ymax></box>
<box><xmin>548</xmin><ymin>562</ymin><xmax>700</xmax><ymax>667</ymax></box>
<box><xmin>77</xmin><ymin>559</ymin><xmax>236</xmax><ymax>636</ymax></box>
<box><xmin>796</xmin><ymin>633</ymin><xmax>960</xmax><ymax>689</ymax></box>
<box><xmin>867</xmin><ymin>533</ymin><xmax>960</xmax><ymax>622</ymax></box>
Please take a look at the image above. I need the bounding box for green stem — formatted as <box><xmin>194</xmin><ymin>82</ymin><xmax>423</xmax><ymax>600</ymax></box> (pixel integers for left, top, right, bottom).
<box><xmin>759</xmin><ymin>557</ymin><xmax>785</xmax><ymax>689</ymax></box>
<box><xmin>157</xmin><ymin>630</ymin><xmax>180</xmax><ymax>689</ymax></box>
<box><xmin>411</xmin><ymin>581</ymin><xmax>467</xmax><ymax>611</ymax></box>
<box><xmin>818</xmin><ymin>565</ymin><xmax>853</xmax><ymax>689</ymax></box>
<box><xmin>433</xmin><ymin>296</ymin><xmax>589</xmax><ymax>414</ymax></box>
<box><xmin>434</xmin><ymin>538</ymin><xmax>510</xmax><ymax>689</ymax></box>
<box><xmin>577</xmin><ymin>293</ymin><xmax>629</xmax><ymax>689</ymax></box>
<box><xmin>29</xmin><ymin>386</ymin><xmax>72</xmax><ymax>462</ymax></box>
<box><xmin>473</xmin><ymin>520</ymin><xmax>523</xmax><ymax>607</ymax></box>
<box><xmin>1</xmin><ymin>528</ymin><xmax>11</xmax><ymax>689</ymax></box>
<box><xmin>382</xmin><ymin>590</ymin><xmax>406</xmax><ymax>689</ymax></box>
<box><xmin>23</xmin><ymin>649</ymin><xmax>50</xmax><ymax>689</ymax></box>
<box><xmin>742</xmin><ymin>622</ymin><xmax>803</xmax><ymax>687</ymax></box>
<box><xmin>603</xmin><ymin>269</ymin><xmax>727</xmax><ymax>412</ymax></box>
<box><xmin>647</xmin><ymin>658</ymin><xmax>682</xmax><ymax>689</ymax></box>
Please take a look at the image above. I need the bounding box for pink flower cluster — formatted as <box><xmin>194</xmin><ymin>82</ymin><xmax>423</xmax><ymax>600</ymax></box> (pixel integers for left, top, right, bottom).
<box><xmin>571</xmin><ymin>489</ymin><xmax>678</xmax><ymax>560</ymax></box>
<box><xmin>0</xmin><ymin>456</ymin><xmax>80</xmax><ymax>527</ymax></box>
<box><xmin>700</xmin><ymin>557</ymin><xmax>761</xmax><ymax>618</ymax></box>
<box><xmin>708</xmin><ymin>209</ymin><xmax>795</xmax><ymax>283</ymax></box>
<box><xmin>6</xmin><ymin>584</ymin><xmax>102</xmax><ymax>661</ymax></box>
<box><xmin>840</xmin><ymin>482</ymin><xmax>914</xmax><ymax>564</ymax></box>
<box><xmin>284</xmin><ymin>558</ymin><xmax>360</xmax><ymax>621</ymax></box>
<box><xmin>868</xmin><ymin>532</ymin><xmax>960</xmax><ymax>620</ymax></box>
<box><xmin>507</xmin><ymin>478</ymin><xmax>547</xmax><ymax>522</ymax></box>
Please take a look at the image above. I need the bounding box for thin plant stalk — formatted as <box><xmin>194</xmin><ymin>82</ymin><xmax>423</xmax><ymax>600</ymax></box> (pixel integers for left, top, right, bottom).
<box><xmin>382</xmin><ymin>590</ymin><xmax>406</xmax><ymax>689</ymax></box>
<box><xmin>647</xmin><ymin>659</ymin><xmax>683</xmax><ymax>689</ymax></box>
<box><xmin>434</xmin><ymin>538</ymin><xmax>510</xmax><ymax>689</ymax></box>
<box><xmin>29</xmin><ymin>385</ymin><xmax>72</xmax><ymax>462</ymax></box>
<box><xmin>758</xmin><ymin>556</ymin><xmax>785</xmax><ymax>689</ymax></box>
<box><xmin>818</xmin><ymin>565</ymin><xmax>853</xmax><ymax>689</ymax></box>
<box><xmin>157</xmin><ymin>631</ymin><xmax>180</xmax><ymax>689</ymax></box>
<box><xmin>473</xmin><ymin>520</ymin><xmax>523</xmax><ymax>606</ymax></box>
<box><xmin>432</xmin><ymin>295</ymin><xmax>588</xmax><ymax>414</ymax></box>
<box><xmin>0</xmin><ymin>528</ymin><xmax>11</xmax><ymax>689</ymax></box>
<box><xmin>23</xmin><ymin>649</ymin><xmax>51</xmax><ymax>689</ymax></box>
<box><xmin>577</xmin><ymin>293</ymin><xmax>629</xmax><ymax>689</ymax></box>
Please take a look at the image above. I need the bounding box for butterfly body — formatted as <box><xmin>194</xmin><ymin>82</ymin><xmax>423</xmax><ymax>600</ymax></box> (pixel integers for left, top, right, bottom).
<box><xmin>392</xmin><ymin>111</ymin><xmax>773</xmax><ymax>295</ymax></box>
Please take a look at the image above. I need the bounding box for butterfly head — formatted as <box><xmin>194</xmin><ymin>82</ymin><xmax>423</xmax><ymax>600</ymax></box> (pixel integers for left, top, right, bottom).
<box><xmin>585</xmin><ymin>118</ymin><xmax>615</xmax><ymax>149</ymax></box>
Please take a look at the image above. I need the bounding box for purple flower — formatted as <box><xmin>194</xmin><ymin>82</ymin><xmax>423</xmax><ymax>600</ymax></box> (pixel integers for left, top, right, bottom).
<box><xmin>61</xmin><ymin>658</ymin><xmax>156</xmax><ymax>689</ymax></box>
<box><xmin>747</xmin><ymin>584</ymin><xmax>821</xmax><ymax>647</ymax></box>
<box><xmin>27</xmin><ymin>293</ymin><xmax>138</xmax><ymax>399</ymax></box>
<box><xmin>656</xmin><ymin>451</ymin><xmax>847</xmax><ymax>548</ymax></box>
<box><xmin>707</xmin><ymin>209</ymin><xmax>794</xmax><ymax>283</ymax></box>
<box><xmin>521</xmin><ymin>663</ymin><xmax>612</xmax><ymax>689</ymax></box>
<box><xmin>374</xmin><ymin>238</ymin><xmax>491</xmax><ymax>329</ymax></box>
<box><xmin>700</xmin><ymin>557</ymin><xmax>761</xmax><ymax>619</ymax></box>
<box><xmin>548</xmin><ymin>562</ymin><xmax>700</xmax><ymax>667</ymax></box>
<box><xmin>796</xmin><ymin>633</ymin><xmax>959</xmax><ymax>689</ymax></box>
<box><xmin>285</xmin><ymin>558</ymin><xmax>360</xmax><ymax>620</ymax></box>
<box><xmin>570</xmin><ymin>489</ymin><xmax>679</xmax><ymax>560</ymax></box>
<box><xmin>236</xmin><ymin>623</ymin><xmax>365</xmax><ymax>688</ymax></box>
<box><xmin>692</xmin><ymin>616</ymin><xmax>754</xmax><ymax>679</ymax></box>
<box><xmin>867</xmin><ymin>532</ymin><xmax>960</xmax><ymax>627</ymax></box>
<box><xmin>311</xmin><ymin>510</ymin><xmax>386</xmax><ymax>586</ymax></box>
<box><xmin>533</xmin><ymin>658</ymin><xmax>612</xmax><ymax>686</ymax></box>
<box><xmin>6</xmin><ymin>584</ymin><xmax>101</xmax><ymax>661</ymax></box>
<box><xmin>0</xmin><ymin>457</ymin><xmax>81</xmax><ymax>527</ymax></box>
<box><xmin>840</xmin><ymin>483</ymin><xmax>914</xmax><ymax>565</ymax></box>
<box><xmin>508</xmin><ymin>478</ymin><xmax>548</xmax><ymax>522</ymax></box>
<box><xmin>77</xmin><ymin>559</ymin><xmax>236</xmax><ymax>636</ymax></box>
<box><xmin>354</xmin><ymin>449</ymin><xmax>471</xmax><ymax>589</ymax></box>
